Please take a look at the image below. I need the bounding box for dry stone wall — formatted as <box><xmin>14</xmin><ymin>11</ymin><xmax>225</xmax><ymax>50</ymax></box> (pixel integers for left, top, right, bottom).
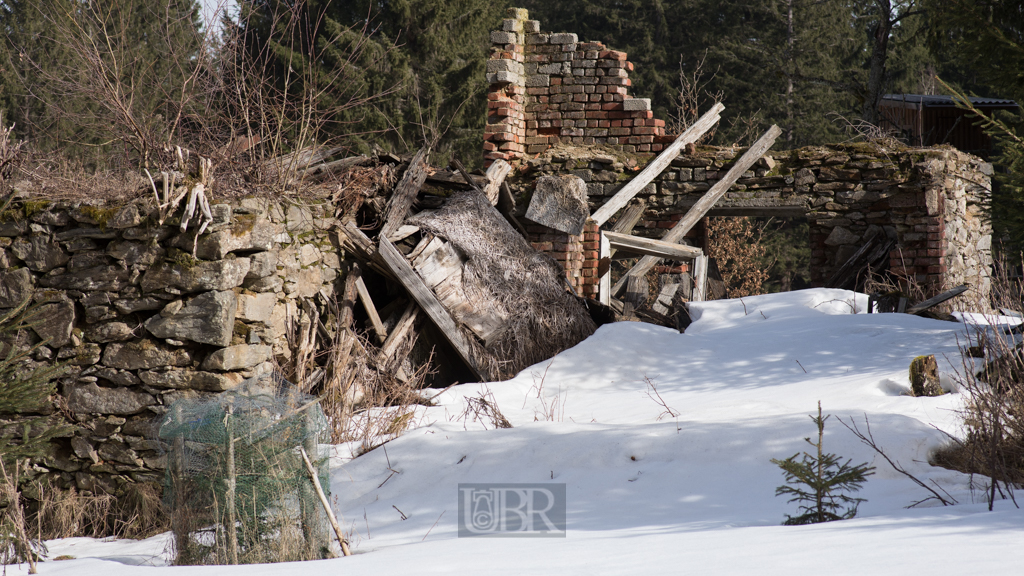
<box><xmin>510</xmin><ymin>143</ymin><xmax>994</xmax><ymax>304</ymax></box>
<box><xmin>0</xmin><ymin>198</ymin><xmax>342</xmax><ymax>495</ymax></box>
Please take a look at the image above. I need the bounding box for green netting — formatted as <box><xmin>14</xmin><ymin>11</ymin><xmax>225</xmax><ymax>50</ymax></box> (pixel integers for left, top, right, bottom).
<box><xmin>159</xmin><ymin>374</ymin><xmax>333</xmax><ymax>565</ymax></box>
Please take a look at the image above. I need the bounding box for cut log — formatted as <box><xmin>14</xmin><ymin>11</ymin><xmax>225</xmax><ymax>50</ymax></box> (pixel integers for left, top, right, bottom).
<box><xmin>906</xmin><ymin>285</ymin><xmax>969</xmax><ymax>315</ymax></box>
<box><xmin>381</xmin><ymin>147</ymin><xmax>431</xmax><ymax>239</ymax></box>
<box><xmin>604</xmin><ymin>231</ymin><xmax>703</xmax><ymax>260</ymax></box>
<box><xmin>354</xmin><ymin>276</ymin><xmax>387</xmax><ymax>344</ymax></box>
<box><xmin>378</xmin><ymin>238</ymin><xmax>488</xmax><ymax>381</ymax></box>
<box><xmin>525</xmin><ymin>175</ymin><xmax>590</xmax><ymax>235</ymax></box>
<box><xmin>612</xmin><ymin>125</ymin><xmax>782</xmax><ymax>296</ymax></box>
<box><xmin>483</xmin><ymin>160</ymin><xmax>512</xmax><ymax>205</ymax></box>
<box><xmin>590</xmin><ymin>103</ymin><xmax>725</xmax><ymax>226</ymax></box>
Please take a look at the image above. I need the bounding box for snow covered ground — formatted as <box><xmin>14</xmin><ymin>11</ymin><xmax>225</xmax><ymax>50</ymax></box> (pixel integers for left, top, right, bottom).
<box><xmin>19</xmin><ymin>289</ymin><xmax>1024</xmax><ymax>575</ymax></box>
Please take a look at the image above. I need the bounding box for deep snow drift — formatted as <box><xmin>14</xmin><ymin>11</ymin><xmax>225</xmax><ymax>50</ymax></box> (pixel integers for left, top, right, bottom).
<box><xmin>19</xmin><ymin>289</ymin><xmax>1024</xmax><ymax>575</ymax></box>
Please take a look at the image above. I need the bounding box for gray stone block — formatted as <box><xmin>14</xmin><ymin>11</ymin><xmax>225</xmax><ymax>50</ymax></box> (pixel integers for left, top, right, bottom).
<box><xmin>490</xmin><ymin>31</ymin><xmax>519</xmax><ymax>45</ymax></box>
<box><xmin>549</xmin><ymin>33</ymin><xmax>578</xmax><ymax>44</ymax></box>
<box><xmin>622</xmin><ymin>98</ymin><xmax>651</xmax><ymax>111</ymax></box>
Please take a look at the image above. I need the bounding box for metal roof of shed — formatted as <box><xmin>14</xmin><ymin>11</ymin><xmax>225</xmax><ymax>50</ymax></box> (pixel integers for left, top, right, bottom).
<box><xmin>882</xmin><ymin>94</ymin><xmax>1019</xmax><ymax>108</ymax></box>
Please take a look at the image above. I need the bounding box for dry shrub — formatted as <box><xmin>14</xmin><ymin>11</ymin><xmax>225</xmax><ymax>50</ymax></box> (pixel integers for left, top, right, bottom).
<box><xmin>931</xmin><ymin>264</ymin><xmax>1024</xmax><ymax>507</ymax></box>
<box><xmin>459</xmin><ymin>389</ymin><xmax>512</xmax><ymax>430</ymax></box>
<box><xmin>706</xmin><ymin>216</ymin><xmax>771</xmax><ymax>298</ymax></box>
<box><xmin>1</xmin><ymin>460</ymin><xmax>42</xmax><ymax>573</ymax></box>
<box><xmin>668</xmin><ymin>51</ymin><xmax>722</xmax><ymax>143</ymax></box>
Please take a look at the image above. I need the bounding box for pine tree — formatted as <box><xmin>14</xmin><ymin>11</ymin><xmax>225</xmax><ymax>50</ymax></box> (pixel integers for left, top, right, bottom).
<box><xmin>772</xmin><ymin>402</ymin><xmax>875</xmax><ymax>525</ymax></box>
<box><xmin>0</xmin><ymin>296</ymin><xmax>70</xmax><ymax>470</ymax></box>
<box><xmin>233</xmin><ymin>0</ymin><xmax>508</xmax><ymax>165</ymax></box>
<box><xmin>0</xmin><ymin>0</ymin><xmax>204</xmax><ymax>165</ymax></box>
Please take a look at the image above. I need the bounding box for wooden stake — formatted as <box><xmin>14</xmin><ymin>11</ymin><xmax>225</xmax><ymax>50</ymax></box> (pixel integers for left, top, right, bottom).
<box><xmin>224</xmin><ymin>404</ymin><xmax>239</xmax><ymax>565</ymax></box>
<box><xmin>299</xmin><ymin>447</ymin><xmax>352</xmax><ymax>557</ymax></box>
<box><xmin>590</xmin><ymin>103</ymin><xmax>725</xmax><ymax>226</ymax></box>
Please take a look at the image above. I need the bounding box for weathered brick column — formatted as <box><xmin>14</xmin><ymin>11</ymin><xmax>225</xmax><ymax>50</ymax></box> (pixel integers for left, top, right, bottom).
<box><xmin>528</xmin><ymin>223</ymin><xmax>585</xmax><ymax>294</ymax></box>
<box><xmin>484</xmin><ymin>7</ymin><xmax>671</xmax><ymax>166</ymax></box>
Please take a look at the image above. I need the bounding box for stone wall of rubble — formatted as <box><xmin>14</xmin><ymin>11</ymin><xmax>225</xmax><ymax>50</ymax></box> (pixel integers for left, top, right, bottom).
<box><xmin>483</xmin><ymin>8</ymin><xmax>669</xmax><ymax>166</ymax></box>
<box><xmin>511</xmin><ymin>143</ymin><xmax>993</xmax><ymax>303</ymax></box>
<box><xmin>0</xmin><ymin>198</ymin><xmax>341</xmax><ymax>495</ymax></box>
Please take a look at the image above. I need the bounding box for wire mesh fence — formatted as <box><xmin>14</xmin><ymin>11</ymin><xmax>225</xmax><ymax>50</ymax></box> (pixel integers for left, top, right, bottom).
<box><xmin>159</xmin><ymin>373</ymin><xmax>333</xmax><ymax>565</ymax></box>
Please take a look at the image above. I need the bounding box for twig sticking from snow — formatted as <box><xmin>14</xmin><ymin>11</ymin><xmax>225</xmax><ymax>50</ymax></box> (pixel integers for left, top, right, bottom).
<box><xmin>422</xmin><ymin>510</ymin><xmax>445</xmax><ymax>541</ymax></box>
<box><xmin>838</xmin><ymin>415</ymin><xmax>957</xmax><ymax>507</ymax></box>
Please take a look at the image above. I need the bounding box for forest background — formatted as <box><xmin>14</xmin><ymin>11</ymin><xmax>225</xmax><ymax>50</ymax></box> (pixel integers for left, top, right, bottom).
<box><xmin>1</xmin><ymin>0</ymin><xmax>1022</xmax><ymax>291</ymax></box>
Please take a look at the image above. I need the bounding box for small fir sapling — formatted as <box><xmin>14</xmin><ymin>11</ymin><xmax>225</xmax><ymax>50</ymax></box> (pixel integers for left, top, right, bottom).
<box><xmin>772</xmin><ymin>402</ymin><xmax>875</xmax><ymax>525</ymax></box>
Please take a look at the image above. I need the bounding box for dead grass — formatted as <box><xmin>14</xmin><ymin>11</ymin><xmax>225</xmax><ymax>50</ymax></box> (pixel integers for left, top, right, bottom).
<box><xmin>30</xmin><ymin>479</ymin><xmax>167</xmax><ymax>540</ymax></box>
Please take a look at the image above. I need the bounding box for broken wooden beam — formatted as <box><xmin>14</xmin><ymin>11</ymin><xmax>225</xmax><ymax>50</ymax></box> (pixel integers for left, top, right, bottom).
<box><xmin>354</xmin><ymin>276</ymin><xmax>387</xmax><ymax>344</ymax></box>
<box><xmin>378</xmin><ymin>238</ymin><xmax>489</xmax><ymax>381</ymax></box>
<box><xmin>906</xmin><ymin>285</ymin><xmax>969</xmax><ymax>315</ymax></box>
<box><xmin>381</xmin><ymin>147</ymin><xmax>431</xmax><ymax>239</ymax></box>
<box><xmin>611</xmin><ymin>125</ymin><xmax>782</xmax><ymax>296</ymax></box>
<box><xmin>604</xmin><ymin>231</ymin><xmax>703</xmax><ymax>260</ymax></box>
<box><xmin>608</xmin><ymin>199</ymin><xmax>646</xmax><ymax>258</ymax></box>
<box><xmin>590</xmin><ymin>103</ymin><xmax>725</xmax><ymax>227</ymax></box>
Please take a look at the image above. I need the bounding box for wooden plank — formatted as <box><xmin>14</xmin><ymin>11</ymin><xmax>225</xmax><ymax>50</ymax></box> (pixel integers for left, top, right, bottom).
<box><xmin>452</xmin><ymin>159</ymin><xmax>483</xmax><ymax>193</ymax></box>
<box><xmin>380</xmin><ymin>302</ymin><xmax>418</xmax><ymax>361</ymax></box>
<box><xmin>604</xmin><ymin>231</ymin><xmax>703</xmax><ymax>260</ymax></box>
<box><xmin>625</xmin><ymin>275</ymin><xmax>648</xmax><ymax>310</ymax></box>
<box><xmin>354</xmin><ymin>276</ymin><xmax>387</xmax><ymax>344</ymax></box>
<box><xmin>426</xmin><ymin>170</ymin><xmax>488</xmax><ymax>189</ymax></box>
<box><xmin>692</xmin><ymin>254</ymin><xmax>708</xmax><ymax>302</ymax></box>
<box><xmin>483</xmin><ymin>160</ymin><xmax>512</xmax><ymax>205</ymax></box>
<box><xmin>381</xmin><ymin>147</ymin><xmax>430</xmax><ymax>238</ymax></box>
<box><xmin>385</xmin><ymin>224</ymin><xmax>420</xmax><ymax>243</ymax></box>
<box><xmin>335</xmin><ymin>222</ymin><xmax>396</xmax><ymax>282</ymax></box>
<box><xmin>906</xmin><ymin>285</ymin><xmax>969</xmax><ymax>315</ymax></box>
<box><xmin>413</xmin><ymin>241</ymin><xmax>463</xmax><ymax>288</ymax></box>
<box><xmin>599</xmin><ymin>231</ymin><xmax>611</xmax><ymax>306</ymax></box>
<box><xmin>609</xmin><ymin>199</ymin><xmax>647</xmax><ymax>257</ymax></box>
<box><xmin>590</xmin><ymin>103</ymin><xmax>725</xmax><ymax>226</ymax></box>
<box><xmin>378</xmin><ymin>238</ymin><xmax>487</xmax><ymax>381</ymax></box>
<box><xmin>610</xmin><ymin>200</ymin><xmax>646</xmax><ymax>233</ymax></box>
<box><xmin>611</xmin><ymin>125</ymin><xmax>782</xmax><ymax>296</ymax></box>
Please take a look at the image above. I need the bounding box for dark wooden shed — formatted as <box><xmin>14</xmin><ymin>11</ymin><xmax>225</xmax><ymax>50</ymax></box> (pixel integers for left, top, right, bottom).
<box><xmin>879</xmin><ymin>94</ymin><xmax>1020</xmax><ymax>154</ymax></box>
